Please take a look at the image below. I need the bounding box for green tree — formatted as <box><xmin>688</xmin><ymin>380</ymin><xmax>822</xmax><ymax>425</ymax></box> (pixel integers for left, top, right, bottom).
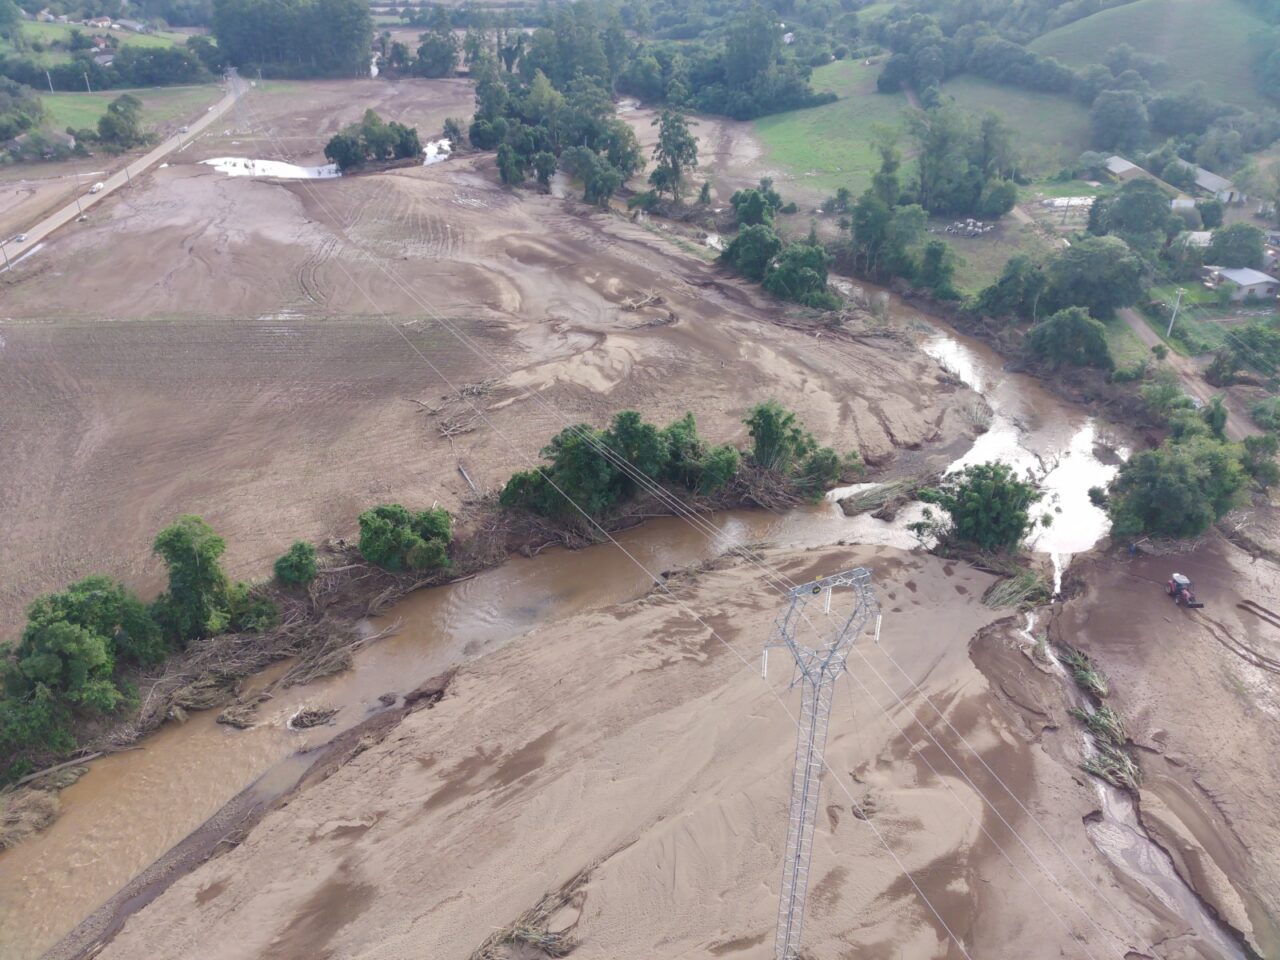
<box><xmin>1195</xmin><ymin>198</ymin><xmax>1224</xmax><ymax>229</ymax></box>
<box><xmin>1045</xmin><ymin>236</ymin><xmax>1145</xmax><ymax>319</ymax></box>
<box><xmin>745</xmin><ymin>401</ymin><xmax>815</xmax><ymax>473</ymax></box>
<box><xmin>1242</xmin><ymin>434</ymin><xmax>1280</xmax><ymax>490</ymax></box>
<box><xmin>1108</xmin><ymin>438</ymin><xmax>1246</xmax><ymax>538</ymax></box>
<box><xmin>602</xmin><ymin>411</ymin><xmax>668</xmax><ymax>499</ymax></box>
<box><xmin>1089</xmin><ymin>89</ymin><xmax>1149</xmax><ymax>152</ymax></box>
<box><xmin>24</xmin><ymin>576</ymin><xmax>164</xmax><ymax>667</ymax></box>
<box><xmin>1205</xmin><ymin>223</ymin><xmax>1265</xmax><ymax>269</ymax></box>
<box><xmin>357</xmin><ymin>505</ymin><xmax>452</xmax><ymax>572</ymax></box>
<box><xmin>649</xmin><ymin>110</ymin><xmax>698</xmax><ymax>199</ymax></box>
<box><xmin>919</xmin><ymin>239</ymin><xmax>958</xmax><ymax>298</ymax></box>
<box><xmin>764</xmin><ymin>243</ymin><xmax>838</xmax><ymax>309</ymax></box>
<box><xmin>730</xmin><ymin>188</ymin><xmax>773</xmax><ymax>227</ymax></box>
<box><xmin>1026</xmin><ymin>307</ymin><xmax>1114</xmax><ymax>370</ymax></box>
<box><xmin>721</xmin><ymin>223</ymin><xmax>782</xmax><ymax>281</ymax></box>
<box><xmin>151</xmin><ymin>515</ymin><xmax>231</xmax><ymax>644</ymax></box>
<box><xmin>698</xmin><ymin>182</ymin><xmax>712</xmax><ymax>204</ymax></box>
<box><xmin>274</xmin><ymin>541</ymin><xmax>319</xmax><ymax>586</ymax></box>
<box><xmin>1201</xmin><ymin>396</ymin><xmax>1229</xmax><ymax>438</ymax></box>
<box><xmin>915</xmin><ymin>462</ymin><xmax>1043</xmax><ymax>552</ymax></box>
<box><xmin>497</xmin><ymin>143</ymin><xmax>525</xmax><ymax>185</ymax></box>
<box><xmin>8</xmin><ymin>621</ymin><xmax>121</xmax><ymax>714</ymax></box>
<box><xmin>324</xmin><ymin>132</ymin><xmax>364</xmax><ymax>171</ymax></box>
<box><xmin>725</xmin><ymin>2</ymin><xmax>779</xmax><ymax>86</ymax></box>
<box><xmin>532</xmin><ymin>151</ymin><xmax>557</xmax><ymax>188</ymax></box>
<box><xmin>975</xmin><ymin>254</ymin><xmax>1046</xmax><ymax>321</ymax></box>
<box><xmin>96</xmin><ymin>94</ymin><xmax>147</xmax><ymax>150</ymax></box>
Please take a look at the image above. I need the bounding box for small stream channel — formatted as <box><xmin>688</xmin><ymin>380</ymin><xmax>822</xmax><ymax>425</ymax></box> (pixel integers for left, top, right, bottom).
<box><xmin>0</xmin><ymin>296</ymin><xmax>1238</xmax><ymax>960</ymax></box>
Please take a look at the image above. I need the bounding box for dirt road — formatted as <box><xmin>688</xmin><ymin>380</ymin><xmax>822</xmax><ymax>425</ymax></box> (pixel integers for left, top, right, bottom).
<box><xmin>1118</xmin><ymin>307</ymin><xmax>1256</xmax><ymax>441</ymax></box>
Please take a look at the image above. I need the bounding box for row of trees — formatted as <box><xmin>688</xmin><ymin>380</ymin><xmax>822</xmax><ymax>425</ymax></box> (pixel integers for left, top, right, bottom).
<box><xmin>1</xmin><ymin>40</ymin><xmax>211</xmax><ymax>92</ymax></box>
<box><xmin>500</xmin><ymin>403</ymin><xmax>859</xmax><ymax>525</ymax></box>
<box><xmin>324</xmin><ymin>109</ymin><xmax>422</xmax><ymax>172</ymax></box>
<box><xmin>1</xmin><ymin>499</ymin><xmax>456</xmax><ymax>778</ymax></box>
<box><xmin>211</xmin><ymin>0</ymin><xmax>371</xmax><ymax>77</ymax></box>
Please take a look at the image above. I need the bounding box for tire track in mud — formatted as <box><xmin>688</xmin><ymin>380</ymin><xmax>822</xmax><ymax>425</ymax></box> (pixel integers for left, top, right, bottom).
<box><xmin>296</xmin><ymin>235</ymin><xmax>337</xmax><ymax>304</ymax></box>
<box><xmin>1195</xmin><ymin>612</ymin><xmax>1280</xmax><ymax>674</ymax></box>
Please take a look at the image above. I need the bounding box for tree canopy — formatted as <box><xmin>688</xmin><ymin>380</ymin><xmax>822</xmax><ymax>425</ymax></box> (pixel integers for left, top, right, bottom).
<box><xmin>915</xmin><ymin>462</ymin><xmax>1044</xmax><ymax>553</ymax></box>
<box><xmin>1026</xmin><ymin>307</ymin><xmax>1114</xmax><ymax>370</ymax></box>
<box><xmin>213</xmin><ymin>0</ymin><xmax>372</xmax><ymax>77</ymax></box>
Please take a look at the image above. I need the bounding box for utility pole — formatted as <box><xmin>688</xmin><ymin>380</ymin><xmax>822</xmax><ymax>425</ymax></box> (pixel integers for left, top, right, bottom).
<box><xmin>1166</xmin><ymin>287</ymin><xmax>1187</xmax><ymax>339</ymax></box>
<box><xmin>45</xmin><ymin>69</ymin><xmax>54</xmax><ymax>94</ymax></box>
<box><xmin>83</xmin><ymin>71</ymin><xmax>92</xmax><ymax>93</ymax></box>
<box><xmin>1</xmin><ymin>241</ymin><xmax>10</xmax><ymax>271</ymax></box>
<box><xmin>763</xmin><ymin>568</ymin><xmax>880</xmax><ymax>960</ymax></box>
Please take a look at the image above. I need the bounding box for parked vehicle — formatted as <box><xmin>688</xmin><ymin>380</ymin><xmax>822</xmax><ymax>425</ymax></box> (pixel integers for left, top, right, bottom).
<box><xmin>89</xmin><ymin>182</ymin><xmax>104</xmax><ymax>194</ymax></box>
<box><xmin>12</xmin><ymin>233</ymin><xmax>27</xmax><ymax>243</ymax></box>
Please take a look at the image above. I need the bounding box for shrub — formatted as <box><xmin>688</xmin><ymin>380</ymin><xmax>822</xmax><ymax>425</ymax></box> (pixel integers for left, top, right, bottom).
<box><xmin>357</xmin><ymin>504</ymin><xmax>453</xmax><ymax>572</ymax></box>
<box><xmin>914</xmin><ymin>462</ymin><xmax>1043</xmax><ymax>552</ymax></box>
<box><xmin>274</xmin><ymin>541</ymin><xmax>319</xmax><ymax>586</ymax></box>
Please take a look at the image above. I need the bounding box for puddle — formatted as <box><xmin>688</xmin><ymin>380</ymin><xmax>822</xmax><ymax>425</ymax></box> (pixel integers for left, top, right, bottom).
<box><xmin>423</xmin><ymin>138</ymin><xmax>452</xmax><ymax>166</ymax></box>
<box><xmin>201</xmin><ymin>157</ymin><xmax>340</xmax><ymax>179</ymax></box>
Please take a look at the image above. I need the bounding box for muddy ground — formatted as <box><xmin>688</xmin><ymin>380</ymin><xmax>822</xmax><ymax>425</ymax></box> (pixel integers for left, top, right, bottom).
<box><xmin>1053</xmin><ymin>535</ymin><xmax>1280</xmax><ymax>959</ymax></box>
<box><xmin>0</xmin><ymin>78</ymin><xmax>970</xmax><ymax>637</ymax></box>
<box><xmin>79</xmin><ymin>543</ymin><xmax>1198</xmax><ymax>960</ymax></box>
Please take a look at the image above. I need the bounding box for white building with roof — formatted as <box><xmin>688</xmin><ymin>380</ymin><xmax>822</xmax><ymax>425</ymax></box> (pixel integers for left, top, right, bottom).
<box><xmin>1218</xmin><ymin>267</ymin><xmax>1279</xmax><ymax>301</ymax></box>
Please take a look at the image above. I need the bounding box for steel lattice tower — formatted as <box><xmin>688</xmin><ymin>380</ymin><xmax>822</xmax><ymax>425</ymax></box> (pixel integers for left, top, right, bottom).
<box><xmin>762</xmin><ymin>568</ymin><xmax>881</xmax><ymax>960</ymax></box>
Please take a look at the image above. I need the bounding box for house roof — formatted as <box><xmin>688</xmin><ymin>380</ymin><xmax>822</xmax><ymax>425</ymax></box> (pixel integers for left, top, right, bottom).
<box><xmin>1220</xmin><ymin>267</ymin><xmax>1278</xmax><ymax>286</ymax></box>
<box><xmin>1194</xmin><ymin>167</ymin><xmax>1233</xmax><ymax>194</ymax></box>
<box><xmin>1105</xmin><ymin>155</ymin><xmax>1138</xmax><ymax>175</ymax></box>
<box><xmin>1185</xmin><ymin>231</ymin><xmax>1212</xmax><ymax>247</ymax></box>
<box><xmin>1170</xmin><ymin>197</ymin><xmax>1196</xmax><ymax>210</ymax></box>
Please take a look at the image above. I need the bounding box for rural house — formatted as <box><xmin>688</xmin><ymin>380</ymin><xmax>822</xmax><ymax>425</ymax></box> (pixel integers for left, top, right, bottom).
<box><xmin>1104</xmin><ymin>155</ymin><xmax>1144</xmax><ymax>181</ymax></box>
<box><xmin>84</xmin><ymin>15</ymin><xmax>111</xmax><ymax>27</ymax></box>
<box><xmin>1217</xmin><ymin>267</ymin><xmax>1279</xmax><ymax>301</ymax></box>
<box><xmin>114</xmin><ymin>18</ymin><xmax>148</xmax><ymax>32</ymax></box>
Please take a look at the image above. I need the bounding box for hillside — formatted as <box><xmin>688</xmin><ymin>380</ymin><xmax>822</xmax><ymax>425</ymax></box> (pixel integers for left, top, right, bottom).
<box><xmin>942</xmin><ymin>75</ymin><xmax>1090</xmax><ymax>176</ymax></box>
<box><xmin>1028</xmin><ymin>0</ymin><xmax>1269</xmax><ymax>112</ymax></box>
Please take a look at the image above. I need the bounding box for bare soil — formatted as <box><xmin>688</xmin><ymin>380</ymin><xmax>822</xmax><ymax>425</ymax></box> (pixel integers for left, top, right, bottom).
<box><xmin>81</xmin><ymin>544</ymin><xmax>1183</xmax><ymax>960</ymax></box>
<box><xmin>0</xmin><ymin>78</ymin><xmax>970</xmax><ymax>637</ymax></box>
<box><xmin>1052</xmin><ymin>537</ymin><xmax>1280</xmax><ymax>958</ymax></box>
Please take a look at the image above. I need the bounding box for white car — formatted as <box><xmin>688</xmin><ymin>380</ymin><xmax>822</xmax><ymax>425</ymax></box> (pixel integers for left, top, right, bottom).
<box><xmin>12</xmin><ymin>233</ymin><xmax>27</xmax><ymax>243</ymax></box>
<box><xmin>89</xmin><ymin>182</ymin><xmax>104</xmax><ymax>194</ymax></box>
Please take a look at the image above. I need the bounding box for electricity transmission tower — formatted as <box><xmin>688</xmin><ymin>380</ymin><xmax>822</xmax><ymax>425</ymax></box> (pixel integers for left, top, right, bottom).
<box><xmin>762</xmin><ymin>568</ymin><xmax>881</xmax><ymax>960</ymax></box>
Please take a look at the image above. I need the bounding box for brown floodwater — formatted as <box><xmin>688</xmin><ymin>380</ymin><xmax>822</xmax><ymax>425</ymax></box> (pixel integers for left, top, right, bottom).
<box><xmin>0</xmin><ymin>302</ymin><xmax>1128</xmax><ymax>960</ymax></box>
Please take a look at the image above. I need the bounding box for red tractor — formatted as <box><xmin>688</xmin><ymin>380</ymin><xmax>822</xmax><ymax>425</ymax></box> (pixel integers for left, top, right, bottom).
<box><xmin>1167</xmin><ymin>573</ymin><xmax>1204</xmax><ymax>608</ymax></box>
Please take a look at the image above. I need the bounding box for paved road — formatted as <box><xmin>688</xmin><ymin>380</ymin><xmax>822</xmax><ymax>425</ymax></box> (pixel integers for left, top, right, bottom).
<box><xmin>1119</xmin><ymin>306</ymin><xmax>1255</xmax><ymax>441</ymax></box>
<box><xmin>0</xmin><ymin>71</ymin><xmax>247</xmax><ymax>271</ymax></box>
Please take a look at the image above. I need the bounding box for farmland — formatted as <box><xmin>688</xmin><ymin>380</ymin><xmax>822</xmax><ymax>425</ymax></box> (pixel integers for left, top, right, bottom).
<box><xmin>41</xmin><ymin>84</ymin><xmax>221</xmax><ymax>131</ymax></box>
<box><xmin>1</xmin><ymin>20</ymin><xmax>190</xmax><ymax>66</ymax></box>
<box><xmin>1028</xmin><ymin>0</ymin><xmax>1269</xmax><ymax>112</ymax></box>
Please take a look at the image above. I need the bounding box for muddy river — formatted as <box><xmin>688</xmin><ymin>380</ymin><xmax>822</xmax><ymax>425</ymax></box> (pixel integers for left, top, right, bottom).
<box><xmin>0</xmin><ymin>300</ymin><xmax>1225</xmax><ymax>959</ymax></box>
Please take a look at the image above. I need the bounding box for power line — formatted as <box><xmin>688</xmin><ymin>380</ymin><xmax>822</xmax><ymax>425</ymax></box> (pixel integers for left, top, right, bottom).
<box><xmin>232</xmin><ymin>83</ymin><xmax>1157</xmax><ymax>957</ymax></box>
<box><xmin>230</xmin><ymin>82</ymin><xmax>981</xmax><ymax>958</ymax></box>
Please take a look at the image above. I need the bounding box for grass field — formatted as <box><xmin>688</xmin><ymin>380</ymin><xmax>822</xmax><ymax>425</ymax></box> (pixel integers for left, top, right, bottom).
<box><xmin>1106</xmin><ymin>317</ymin><xmax>1153</xmax><ymax>367</ymax></box>
<box><xmin>1028</xmin><ymin>0</ymin><xmax>1269</xmax><ymax>112</ymax></box>
<box><xmin>1</xmin><ymin>21</ymin><xmax>187</xmax><ymax>65</ymax></box>
<box><xmin>941</xmin><ymin>220</ymin><xmax>1053</xmax><ymax>296</ymax></box>
<box><xmin>42</xmin><ymin>85</ymin><xmax>220</xmax><ymax>131</ymax></box>
<box><xmin>942</xmin><ymin>76</ymin><xmax>1090</xmax><ymax>176</ymax></box>
<box><xmin>753</xmin><ymin>59</ymin><xmax>911</xmax><ymax>196</ymax></box>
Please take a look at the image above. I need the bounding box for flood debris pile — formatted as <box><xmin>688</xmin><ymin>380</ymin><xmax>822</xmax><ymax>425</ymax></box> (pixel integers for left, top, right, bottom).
<box><xmin>1060</xmin><ymin>645</ymin><xmax>1142</xmax><ymax>792</ymax></box>
<box><xmin>469</xmin><ymin>870</ymin><xmax>590</xmax><ymax>960</ymax></box>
